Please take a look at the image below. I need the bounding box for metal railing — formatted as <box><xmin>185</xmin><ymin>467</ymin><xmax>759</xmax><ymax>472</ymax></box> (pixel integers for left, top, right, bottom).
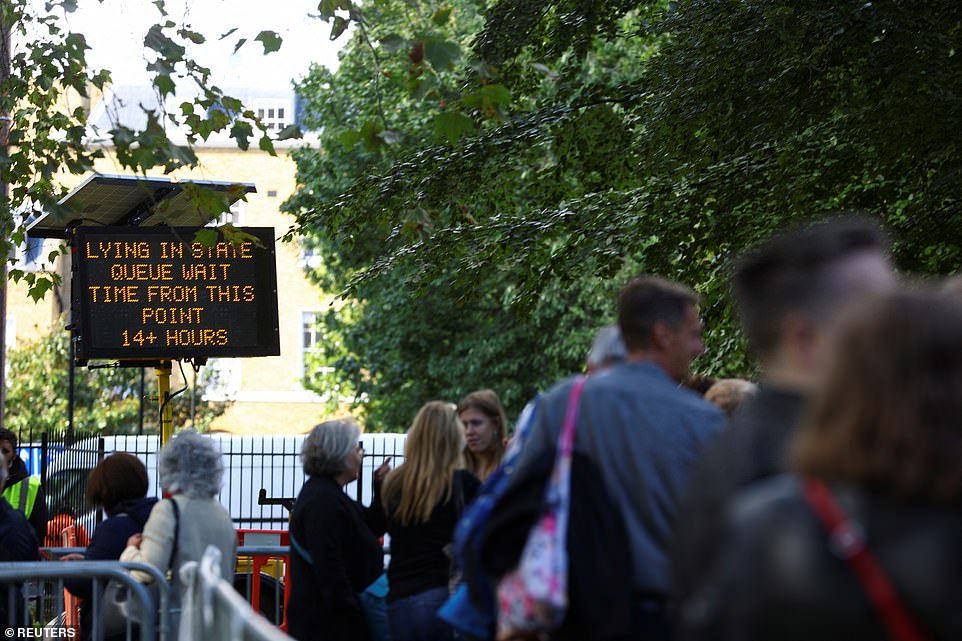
<box><xmin>0</xmin><ymin>561</ymin><xmax>170</xmax><ymax>641</ymax></box>
<box><xmin>179</xmin><ymin>546</ymin><xmax>290</xmax><ymax>641</ymax></box>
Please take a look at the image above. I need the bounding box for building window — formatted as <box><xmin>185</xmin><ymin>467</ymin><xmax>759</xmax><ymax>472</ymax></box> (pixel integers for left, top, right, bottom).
<box><xmin>13</xmin><ymin>237</ymin><xmax>48</xmax><ymax>272</ymax></box>
<box><xmin>301</xmin><ymin>311</ymin><xmax>324</xmax><ymax>383</ymax></box>
<box><xmin>200</xmin><ymin>358</ymin><xmax>242</xmax><ymax>401</ymax></box>
<box><xmin>255</xmin><ymin>100</ymin><xmax>292</xmax><ymax>133</ymax></box>
<box><xmin>5</xmin><ymin>316</ymin><xmax>16</xmax><ymax>349</ymax></box>
<box><xmin>299</xmin><ymin>242</ymin><xmax>323</xmax><ymax>270</ymax></box>
<box><xmin>208</xmin><ymin>200</ymin><xmax>244</xmax><ymax>228</ymax></box>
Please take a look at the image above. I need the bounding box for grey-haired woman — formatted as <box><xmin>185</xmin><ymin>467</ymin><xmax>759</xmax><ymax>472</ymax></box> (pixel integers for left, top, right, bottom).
<box><xmin>121</xmin><ymin>431</ymin><xmax>236</xmax><ymax>594</ymax></box>
<box><xmin>287</xmin><ymin>419</ymin><xmax>390</xmax><ymax>641</ymax></box>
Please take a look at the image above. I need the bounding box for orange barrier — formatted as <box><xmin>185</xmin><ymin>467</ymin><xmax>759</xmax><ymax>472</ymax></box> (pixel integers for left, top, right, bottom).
<box><xmin>235</xmin><ymin>529</ymin><xmax>291</xmax><ymax>631</ymax></box>
<box><xmin>61</xmin><ymin>525</ymin><xmax>81</xmax><ymax>631</ymax></box>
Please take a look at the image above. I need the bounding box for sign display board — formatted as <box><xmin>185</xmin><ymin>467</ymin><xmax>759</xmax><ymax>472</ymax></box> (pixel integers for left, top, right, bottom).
<box><xmin>72</xmin><ymin>226</ymin><xmax>280</xmax><ymax>361</ymax></box>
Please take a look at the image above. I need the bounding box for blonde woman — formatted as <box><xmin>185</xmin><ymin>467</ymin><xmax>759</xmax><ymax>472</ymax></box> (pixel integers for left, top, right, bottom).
<box><xmin>380</xmin><ymin>401</ymin><xmax>481</xmax><ymax>641</ymax></box>
<box><xmin>457</xmin><ymin>389</ymin><xmax>508</xmax><ymax>482</ymax></box>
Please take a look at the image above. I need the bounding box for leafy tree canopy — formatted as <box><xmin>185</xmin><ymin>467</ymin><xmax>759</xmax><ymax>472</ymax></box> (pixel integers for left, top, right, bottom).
<box><xmin>1</xmin><ymin>0</ymin><xmax>298</xmax><ymax>297</ymax></box>
<box><xmin>287</xmin><ymin>0</ymin><xmax>959</xmax><ymax>428</ymax></box>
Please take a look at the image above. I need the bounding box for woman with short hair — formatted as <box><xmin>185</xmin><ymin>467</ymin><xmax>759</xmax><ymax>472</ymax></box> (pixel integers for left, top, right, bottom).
<box><xmin>121</xmin><ymin>431</ymin><xmax>236</xmax><ymax>601</ymax></box>
<box><xmin>683</xmin><ymin>289</ymin><xmax>962</xmax><ymax>641</ymax></box>
<box><xmin>64</xmin><ymin>453</ymin><xmax>158</xmax><ymax>640</ymax></box>
<box><xmin>457</xmin><ymin>390</ymin><xmax>508</xmax><ymax>482</ymax></box>
<box><xmin>381</xmin><ymin>401</ymin><xmax>480</xmax><ymax>641</ymax></box>
<box><xmin>288</xmin><ymin>419</ymin><xmax>389</xmax><ymax>641</ymax></box>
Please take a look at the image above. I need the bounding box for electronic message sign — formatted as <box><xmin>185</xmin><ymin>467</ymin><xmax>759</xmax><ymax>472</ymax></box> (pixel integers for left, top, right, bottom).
<box><xmin>72</xmin><ymin>226</ymin><xmax>280</xmax><ymax>361</ymax></box>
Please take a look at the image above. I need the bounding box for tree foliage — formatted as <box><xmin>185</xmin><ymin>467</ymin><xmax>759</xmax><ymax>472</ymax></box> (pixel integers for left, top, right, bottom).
<box><xmin>289</xmin><ymin>0</ymin><xmax>961</xmax><ymax>428</ymax></box>
<box><xmin>1</xmin><ymin>0</ymin><xmax>295</xmax><ymax>296</ymax></box>
<box><xmin>5</xmin><ymin>329</ymin><xmax>228</xmax><ymax>439</ymax></box>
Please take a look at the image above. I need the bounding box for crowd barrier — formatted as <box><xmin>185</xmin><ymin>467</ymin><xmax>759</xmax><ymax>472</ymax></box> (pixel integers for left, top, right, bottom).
<box><xmin>180</xmin><ymin>547</ymin><xmax>289</xmax><ymax>641</ymax></box>
<box><xmin>0</xmin><ymin>561</ymin><xmax>170</xmax><ymax>641</ymax></box>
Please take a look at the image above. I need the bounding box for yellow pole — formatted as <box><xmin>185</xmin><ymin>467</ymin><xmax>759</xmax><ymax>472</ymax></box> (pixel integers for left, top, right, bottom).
<box><xmin>156</xmin><ymin>360</ymin><xmax>173</xmax><ymax>445</ymax></box>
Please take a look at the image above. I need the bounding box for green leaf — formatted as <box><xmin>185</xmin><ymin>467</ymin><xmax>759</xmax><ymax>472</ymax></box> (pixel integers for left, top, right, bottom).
<box><xmin>424</xmin><ymin>39</ymin><xmax>460</xmax><ymax>71</ymax></box>
<box><xmin>178</xmin><ymin>29</ymin><xmax>205</xmax><ymax>45</ymax></box>
<box><xmin>338</xmin><ymin>128</ymin><xmax>362</xmax><ymax>150</ymax></box>
<box><xmin>331</xmin><ymin>16</ymin><xmax>349</xmax><ymax>40</ymax></box>
<box><xmin>276</xmin><ymin>124</ymin><xmax>303</xmax><ymax>141</ymax></box>
<box><xmin>432</xmin><ymin>7</ymin><xmax>452</xmax><ymax>25</ymax></box>
<box><xmin>233</xmin><ymin>37</ymin><xmax>248</xmax><ymax>54</ymax></box>
<box><xmin>433</xmin><ymin>111</ymin><xmax>475</xmax><ymax>144</ymax></box>
<box><xmin>254</xmin><ymin>30</ymin><xmax>283</xmax><ymax>54</ymax></box>
<box><xmin>380</xmin><ymin>34</ymin><xmax>407</xmax><ymax>53</ymax></box>
<box><xmin>219</xmin><ymin>28</ymin><xmax>238</xmax><ymax>40</ymax></box>
<box><xmin>259</xmin><ymin>135</ymin><xmax>277</xmax><ymax>155</ymax></box>
<box><xmin>153</xmin><ymin>74</ymin><xmax>176</xmax><ymax>97</ymax></box>
<box><xmin>144</xmin><ymin>24</ymin><xmax>186</xmax><ymax>62</ymax></box>
<box><xmin>230</xmin><ymin>121</ymin><xmax>254</xmax><ymax>150</ymax></box>
<box><xmin>193</xmin><ymin>228</ymin><xmax>220</xmax><ymax>247</ymax></box>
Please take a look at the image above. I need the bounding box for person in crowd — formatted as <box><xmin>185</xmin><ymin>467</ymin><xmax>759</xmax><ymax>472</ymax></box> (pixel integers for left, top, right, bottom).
<box><xmin>681</xmin><ymin>374</ymin><xmax>717</xmax><ymax>396</ymax></box>
<box><xmin>683</xmin><ymin>289</ymin><xmax>962</xmax><ymax>641</ymax></box>
<box><xmin>585</xmin><ymin>324</ymin><xmax>627</xmax><ymax>372</ymax></box>
<box><xmin>672</xmin><ymin>216</ymin><xmax>896</xmax><ymax>611</ymax></box>
<box><xmin>0</xmin><ymin>452</ymin><xmax>39</xmax><ymax>633</ymax></box>
<box><xmin>0</xmin><ymin>427</ymin><xmax>48</xmax><ymax>541</ymax></box>
<box><xmin>121</xmin><ymin>431</ymin><xmax>236</xmax><ymax>602</ymax></box>
<box><xmin>505</xmin><ymin>275</ymin><xmax>725</xmax><ymax>640</ymax></box>
<box><xmin>62</xmin><ymin>453</ymin><xmax>158</xmax><ymax>641</ymax></box>
<box><xmin>703</xmin><ymin>379</ymin><xmax>757</xmax><ymax>417</ymax></box>
<box><xmin>287</xmin><ymin>419</ymin><xmax>390</xmax><ymax>641</ymax></box>
<box><xmin>458</xmin><ymin>390</ymin><xmax>508</xmax><ymax>482</ymax></box>
<box><xmin>379</xmin><ymin>401</ymin><xmax>481</xmax><ymax>641</ymax></box>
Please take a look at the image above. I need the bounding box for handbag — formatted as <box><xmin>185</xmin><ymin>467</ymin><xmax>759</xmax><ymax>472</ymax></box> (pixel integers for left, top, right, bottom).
<box><xmin>290</xmin><ymin>532</ymin><xmax>391</xmax><ymax>641</ymax></box>
<box><xmin>802</xmin><ymin>478</ymin><xmax>933</xmax><ymax>641</ymax></box>
<box><xmin>495</xmin><ymin>377</ymin><xmax>586</xmax><ymax>641</ymax></box>
<box><xmin>102</xmin><ymin>498</ymin><xmax>181</xmax><ymax>636</ymax></box>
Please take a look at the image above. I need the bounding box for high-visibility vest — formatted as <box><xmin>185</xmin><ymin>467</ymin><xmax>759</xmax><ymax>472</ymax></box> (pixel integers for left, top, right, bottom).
<box><xmin>2</xmin><ymin>475</ymin><xmax>41</xmax><ymax>518</ymax></box>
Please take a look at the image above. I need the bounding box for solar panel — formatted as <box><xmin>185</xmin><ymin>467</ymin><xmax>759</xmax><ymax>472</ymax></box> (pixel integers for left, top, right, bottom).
<box><xmin>26</xmin><ymin>174</ymin><xmax>256</xmax><ymax>238</ymax></box>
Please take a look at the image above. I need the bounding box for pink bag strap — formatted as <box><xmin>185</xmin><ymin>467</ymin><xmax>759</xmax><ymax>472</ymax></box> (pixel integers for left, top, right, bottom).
<box><xmin>557</xmin><ymin>376</ymin><xmax>587</xmax><ymax>457</ymax></box>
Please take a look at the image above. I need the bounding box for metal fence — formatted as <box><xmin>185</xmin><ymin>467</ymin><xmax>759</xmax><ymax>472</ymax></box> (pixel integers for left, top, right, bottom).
<box><xmin>0</xmin><ymin>560</ymin><xmax>170</xmax><ymax>641</ymax></box>
<box><xmin>16</xmin><ymin>431</ymin><xmax>405</xmax><ymax>537</ymax></box>
<box><xmin>180</xmin><ymin>546</ymin><xmax>290</xmax><ymax>641</ymax></box>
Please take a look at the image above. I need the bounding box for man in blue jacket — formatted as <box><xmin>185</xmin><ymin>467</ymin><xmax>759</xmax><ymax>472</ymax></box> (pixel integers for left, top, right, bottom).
<box><xmin>508</xmin><ymin>275</ymin><xmax>725</xmax><ymax>640</ymax></box>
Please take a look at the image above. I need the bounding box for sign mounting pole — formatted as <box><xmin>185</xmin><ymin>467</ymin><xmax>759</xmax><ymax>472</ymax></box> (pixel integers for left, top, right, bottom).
<box><xmin>157</xmin><ymin>360</ymin><xmax>172</xmax><ymax>445</ymax></box>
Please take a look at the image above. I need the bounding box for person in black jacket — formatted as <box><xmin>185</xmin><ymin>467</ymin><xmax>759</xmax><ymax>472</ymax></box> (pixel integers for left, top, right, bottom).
<box><xmin>379</xmin><ymin>401</ymin><xmax>480</xmax><ymax>641</ymax></box>
<box><xmin>685</xmin><ymin>289</ymin><xmax>962</xmax><ymax>640</ymax></box>
<box><xmin>0</xmin><ymin>428</ymin><xmax>48</xmax><ymax>541</ymax></box>
<box><xmin>288</xmin><ymin>419</ymin><xmax>390</xmax><ymax>641</ymax></box>
<box><xmin>0</xmin><ymin>453</ymin><xmax>40</xmax><ymax>633</ymax></box>
<box><xmin>62</xmin><ymin>453</ymin><xmax>158</xmax><ymax>641</ymax></box>
<box><xmin>672</xmin><ymin>216</ymin><xmax>896</xmax><ymax>615</ymax></box>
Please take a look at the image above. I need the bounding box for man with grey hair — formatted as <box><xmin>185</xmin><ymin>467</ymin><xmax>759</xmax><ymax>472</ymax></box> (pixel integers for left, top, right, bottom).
<box><xmin>502</xmin><ymin>275</ymin><xmax>725</xmax><ymax>640</ymax></box>
<box><xmin>585</xmin><ymin>324</ymin><xmax>627</xmax><ymax>372</ymax></box>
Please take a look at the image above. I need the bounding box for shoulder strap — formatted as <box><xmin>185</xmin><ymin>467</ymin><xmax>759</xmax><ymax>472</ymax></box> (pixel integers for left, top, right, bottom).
<box><xmin>802</xmin><ymin>478</ymin><xmax>933</xmax><ymax>641</ymax></box>
<box><xmin>166</xmin><ymin>498</ymin><xmax>180</xmax><ymax>573</ymax></box>
<box><xmin>557</xmin><ymin>376</ymin><xmax>587</xmax><ymax>457</ymax></box>
<box><xmin>289</xmin><ymin>532</ymin><xmax>313</xmax><ymax>566</ymax></box>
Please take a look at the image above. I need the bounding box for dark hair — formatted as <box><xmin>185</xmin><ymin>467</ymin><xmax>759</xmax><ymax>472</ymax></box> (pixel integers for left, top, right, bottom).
<box><xmin>0</xmin><ymin>428</ymin><xmax>17</xmax><ymax>449</ymax></box>
<box><xmin>791</xmin><ymin>289</ymin><xmax>962</xmax><ymax>503</ymax></box>
<box><xmin>85</xmin><ymin>452</ymin><xmax>149</xmax><ymax>513</ymax></box>
<box><xmin>733</xmin><ymin>215</ymin><xmax>889</xmax><ymax>357</ymax></box>
<box><xmin>617</xmin><ymin>276</ymin><xmax>698</xmax><ymax>351</ymax></box>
